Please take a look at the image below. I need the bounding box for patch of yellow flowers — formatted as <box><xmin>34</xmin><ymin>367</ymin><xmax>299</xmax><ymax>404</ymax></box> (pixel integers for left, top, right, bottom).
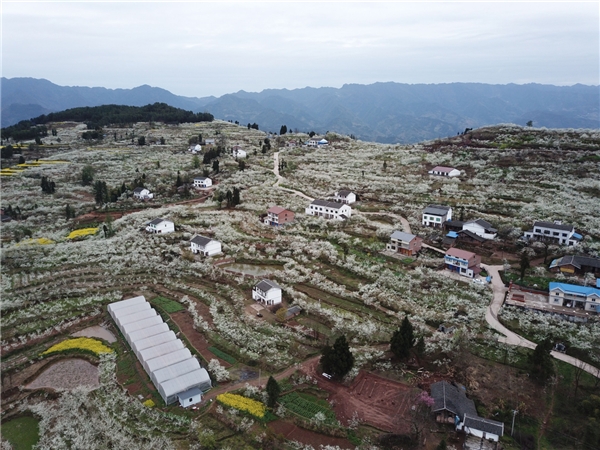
<box><xmin>42</xmin><ymin>337</ymin><xmax>113</xmax><ymax>356</ymax></box>
<box><xmin>67</xmin><ymin>227</ymin><xmax>98</xmax><ymax>239</ymax></box>
<box><xmin>143</xmin><ymin>399</ymin><xmax>156</xmax><ymax>408</ymax></box>
<box><xmin>17</xmin><ymin>238</ymin><xmax>55</xmax><ymax>246</ymax></box>
<box><xmin>216</xmin><ymin>393</ymin><xmax>265</xmax><ymax>418</ymax></box>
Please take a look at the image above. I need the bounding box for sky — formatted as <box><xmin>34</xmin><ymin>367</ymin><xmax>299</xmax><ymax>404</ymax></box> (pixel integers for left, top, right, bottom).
<box><xmin>2</xmin><ymin>2</ymin><xmax>599</xmax><ymax>98</ymax></box>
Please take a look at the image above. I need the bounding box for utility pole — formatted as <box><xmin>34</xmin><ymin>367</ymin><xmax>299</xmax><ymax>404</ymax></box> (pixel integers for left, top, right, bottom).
<box><xmin>511</xmin><ymin>410</ymin><xmax>519</xmax><ymax>436</ymax></box>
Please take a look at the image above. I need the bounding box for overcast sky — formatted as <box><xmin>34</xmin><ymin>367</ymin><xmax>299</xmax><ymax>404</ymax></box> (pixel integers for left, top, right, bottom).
<box><xmin>2</xmin><ymin>2</ymin><xmax>598</xmax><ymax>98</ymax></box>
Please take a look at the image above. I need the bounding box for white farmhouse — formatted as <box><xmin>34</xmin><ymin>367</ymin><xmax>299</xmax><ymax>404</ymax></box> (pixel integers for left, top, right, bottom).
<box><xmin>252</xmin><ymin>279</ymin><xmax>282</xmax><ymax>306</ymax></box>
<box><xmin>428</xmin><ymin>166</ymin><xmax>461</xmax><ymax>177</ymax></box>
<box><xmin>462</xmin><ymin>219</ymin><xmax>497</xmax><ymax>240</ymax></box>
<box><xmin>190</xmin><ymin>235</ymin><xmax>222</xmax><ymax>256</ymax></box>
<box><xmin>193</xmin><ymin>177</ymin><xmax>212</xmax><ymax>188</ymax></box>
<box><xmin>422</xmin><ymin>205</ymin><xmax>452</xmax><ymax>227</ymax></box>
<box><xmin>133</xmin><ymin>187</ymin><xmax>154</xmax><ymax>200</ymax></box>
<box><xmin>146</xmin><ymin>218</ymin><xmax>175</xmax><ymax>234</ymax></box>
<box><xmin>523</xmin><ymin>221</ymin><xmax>581</xmax><ymax>246</ymax></box>
<box><xmin>232</xmin><ymin>146</ymin><xmax>247</xmax><ymax>158</ymax></box>
<box><xmin>306</xmin><ymin>199</ymin><xmax>352</xmax><ymax>220</ymax></box>
<box><xmin>332</xmin><ymin>190</ymin><xmax>356</xmax><ymax>204</ymax></box>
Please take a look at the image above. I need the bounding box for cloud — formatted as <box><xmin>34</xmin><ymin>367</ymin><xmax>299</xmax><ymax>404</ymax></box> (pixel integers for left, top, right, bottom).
<box><xmin>3</xmin><ymin>2</ymin><xmax>598</xmax><ymax>97</ymax></box>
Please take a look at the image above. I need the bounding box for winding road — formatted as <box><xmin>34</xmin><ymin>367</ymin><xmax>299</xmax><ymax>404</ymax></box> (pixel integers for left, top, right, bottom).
<box><xmin>483</xmin><ymin>264</ymin><xmax>599</xmax><ymax>378</ymax></box>
<box><xmin>269</xmin><ymin>151</ymin><xmax>599</xmax><ymax>378</ymax></box>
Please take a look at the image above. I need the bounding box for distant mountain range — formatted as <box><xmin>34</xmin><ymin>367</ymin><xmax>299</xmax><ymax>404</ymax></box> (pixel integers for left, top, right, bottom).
<box><xmin>2</xmin><ymin>77</ymin><xmax>598</xmax><ymax>143</ymax></box>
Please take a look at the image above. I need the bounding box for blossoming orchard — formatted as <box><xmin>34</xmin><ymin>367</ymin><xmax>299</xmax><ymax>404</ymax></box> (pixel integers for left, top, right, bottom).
<box><xmin>1</xmin><ymin>118</ymin><xmax>599</xmax><ymax>449</ymax></box>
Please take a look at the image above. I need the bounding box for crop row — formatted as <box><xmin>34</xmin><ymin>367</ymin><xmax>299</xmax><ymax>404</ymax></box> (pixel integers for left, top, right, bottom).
<box><xmin>279</xmin><ymin>392</ymin><xmax>337</xmax><ymax>424</ymax></box>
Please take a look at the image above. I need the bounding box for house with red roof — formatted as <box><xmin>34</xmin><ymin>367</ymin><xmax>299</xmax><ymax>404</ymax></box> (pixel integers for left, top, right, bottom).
<box><xmin>444</xmin><ymin>248</ymin><xmax>481</xmax><ymax>278</ymax></box>
<box><xmin>264</xmin><ymin>206</ymin><xmax>295</xmax><ymax>226</ymax></box>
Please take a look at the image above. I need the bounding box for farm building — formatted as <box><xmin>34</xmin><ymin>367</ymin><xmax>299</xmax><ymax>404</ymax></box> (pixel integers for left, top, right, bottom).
<box><xmin>190</xmin><ymin>235</ymin><xmax>222</xmax><ymax>256</ymax></box>
<box><xmin>108</xmin><ymin>296</ymin><xmax>211</xmax><ymax>406</ymax></box>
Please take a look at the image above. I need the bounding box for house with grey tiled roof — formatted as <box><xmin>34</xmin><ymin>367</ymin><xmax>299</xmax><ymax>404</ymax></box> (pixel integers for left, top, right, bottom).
<box><xmin>306</xmin><ymin>199</ymin><xmax>352</xmax><ymax>220</ymax></box>
<box><xmin>463</xmin><ymin>219</ymin><xmax>497</xmax><ymax>240</ymax></box>
<box><xmin>523</xmin><ymin>220</ymin><xmax>581</xmax><ymax>246</ymax></box>
<box><xmin>145</xmin><ymin>218</ymin><xmax>174</xmax><ymax>234</ymax></box>
<box><xmin>422</xmin><ymin>205</ymin><xmax>453</xmax><ymax>228</ymax></box>
<box><xmin>252</xmin><ymin>279</ymin><xmax>282</xmax><ymax>306</ymax></box>
<box><xmin>430</xmin><ymin>381</ymin><xmax>504</xmax><ymax>442</ymax></box>
<box><xmin>190</xmin><ymin>235</ymin><xmax>222</xmax><ymax>256</ymax></box>
<box><xmin>332</xmin><ymin>189</ymin><xmax>356</xmax><ymax>204</ymax></box>
<box><xmin>386</xmin><ymin>231</ymin><xmax>423</xmax><ymax>256</ymax></box>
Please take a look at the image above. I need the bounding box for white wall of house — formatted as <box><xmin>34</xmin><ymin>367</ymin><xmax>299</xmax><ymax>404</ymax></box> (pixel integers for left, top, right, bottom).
<box><xmin>146</xmin><ymin>220</ymin><xmax>174</xmax><ymax>234</ymax></box>
<box><xmin>252</xmin><ymin>287</ymin><xmax>282</xmax><ymax>305</ymax></box>
<box><xmin>524</xmin><ymin>224</ymin><xmax>577</xmax><ymax>246</ymax></box>
<box><xmin>305</xmin><ymin>202</ymin><xmax>352</xmax><ymax>220</ymax></box>
<box><xmin>190</xmin><ymin>240</ymin><xmax>222</xmax><ymax>256</ymax></box>
<box><xmin>334</xmin><ymin>192</ymin><xmax>356</xmax><ymax>204</ymax></box>
<box><xmin>193</xmin><ymin>178</ymin><xmax>212</xmax><ymax>188</ymax></box>
<box><xmin>463</xmin><ymin>222</ymin><xmax>496</xmax><ymax>240</ymax></box>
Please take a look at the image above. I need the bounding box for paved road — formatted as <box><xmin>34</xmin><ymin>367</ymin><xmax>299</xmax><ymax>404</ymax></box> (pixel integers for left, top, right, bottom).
<box><xmin>482</xmin><ymin>264</ymin><xmax>599</xmax><ymax>378</ymax></box>
<box><xmin>269</xmin><ymin>151</ymin><xmax>600</xmax><ymax>379</ymax></box>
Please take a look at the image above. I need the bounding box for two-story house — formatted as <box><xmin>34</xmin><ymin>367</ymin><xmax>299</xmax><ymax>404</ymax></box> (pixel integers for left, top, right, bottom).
<box><xmin>190</xmin><ymin>235</ymin><xmax>222</xmax><ymax>256</ymax></box>
<box><xmin>548</xmin><ymin>282</ymin><xmax>600</xmax><ymax>313</ymax></box>
<box><xmin>331</xmin><ymin>190</ymin><xmax>356</xmax><ymax>204</ymax></box>
<box><xmin>462</xmin><ymin>219</ymin><xmax>497</xmax><ymax>240</ymax></box>
<box><xmin>193</xmin><ymin>177</ymin><xmax>212</xmax><ymax>188</ymax></box>
<box><xmin>523</xmin><ymin>221</ymin><xmax>581</xmax><ymax>246</ymax></box>
<box><xmin>146</xmin><ymin>218</ymin><xmax>175</xmax><ymax>234</ymax></box>
<box><xmin>422</xmin><ymin>205</ymin><xmax>453</xmax><ymax>228</ymax></box>
<box><xmin>306</xmin><ymin>199</ymin><xmax>352</xmax><ymax>220</ymax></box>
<box><xmin>264</xmin><ymin>206</ymin><xmax>295</xmax><ymax>226</ymax></box>
<box><xmin>252</xmin><ymin>279</ymin><xmax>282</xmax><ymax>306</ymax></box>
<box><xmin>428</xmin><ymin>166</ymin><xmax>460</xmax><ymax>177</ymax></box>
<box><xmin>444</xmin><ymin>248</ymin><xmax>481</xmax><ymax>278</ymax></box>
<box><xmin>386</xmin><ymin>231</ymin><xmax>423</xmax><ymax>256</ymax></box>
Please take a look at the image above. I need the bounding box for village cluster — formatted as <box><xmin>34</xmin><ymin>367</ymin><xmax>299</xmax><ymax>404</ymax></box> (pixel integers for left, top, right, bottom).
<box><xmin>2</xmin><ymin>120</ymin><xmax>599</xmax><ymax>450</ymax></box>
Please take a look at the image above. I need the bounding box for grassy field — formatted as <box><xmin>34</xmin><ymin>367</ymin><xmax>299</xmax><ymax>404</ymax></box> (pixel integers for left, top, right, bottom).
<box><xmin>1</xmin><ymin>416</ymin><xmax>40</xmax><ymax>450</ymax></box>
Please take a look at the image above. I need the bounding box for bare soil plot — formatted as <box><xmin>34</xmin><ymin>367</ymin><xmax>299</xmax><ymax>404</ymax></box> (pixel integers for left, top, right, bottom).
<box><xmin>71</xmin><ymin>325</ymin><xmax>116</xmax><ymax>343</ymax></box>
<box><xmin>25</xmin><ymin>358</ymin><xmax>99</xmax><ymax>391</ymax></box>
<box><xmin>170</xmin><ymin>310</ymin><xmax>231</xmax><ymax>367</ymax></box>
<box><xmin>268</xmin><ymin>420</ymin><xmax>354</xmax><ymax>449</ymax></box>
<box><xmin>303</xmin><ymin>358</ymin><xmax>417</xmax><ymax>433</ymax></box>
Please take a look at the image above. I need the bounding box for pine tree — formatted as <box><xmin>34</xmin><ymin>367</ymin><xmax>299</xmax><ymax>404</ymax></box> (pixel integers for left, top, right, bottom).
<box><xmin>266</xmin><ymin>376</ymin><xmax>281</xmax><ymax>408</ymax></box>
<box><xmin>320</xmin><ymin>335</ymin><xmax>354</xmax><ymax>379</ymax></box>
<box><xmin>391</xmin><ymin>316</ymin><xmax>415</xmax><ymax>360</ymax></box>
<box><xmin>232</xmin><ymin>187</ymin><xmax>240</xmax><ymax>206</ymax></box>
<box><xmin>529</xmin><ymin>338</ymin><xmax>555</xmax><ymax>385</ymax></box>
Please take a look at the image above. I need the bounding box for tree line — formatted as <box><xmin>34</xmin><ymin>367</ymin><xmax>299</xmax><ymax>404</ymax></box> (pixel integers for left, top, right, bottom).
<box><xmin>1</xmin><ymin>103</ymin><xmax>214</xmax><ymax>141</ymax></box>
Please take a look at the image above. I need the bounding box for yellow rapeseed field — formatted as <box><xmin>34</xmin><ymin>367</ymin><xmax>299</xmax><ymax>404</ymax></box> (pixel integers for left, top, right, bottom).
<box><xmin>216</xmin><ymin>393</ymin><xmax>265</xmax><ymax>418</ymax></box>
<box><xmin>17</xmin><ymin>238</ymin><xmax>55</xmax><ymax>246</ymax></box>
<box><xmin>42</xmin><ymin>337</ymin><xmax>113</xmax><ymax>356</ymax></box>
<box><xmin>143</xmin><ymin>399</ymin><xmax>156</xmax><ymax>408</ymax></box>
<box><xmin>67</xmin><ymin>228</ymin><xmax>98</xmax><ymax>239</ymax></box>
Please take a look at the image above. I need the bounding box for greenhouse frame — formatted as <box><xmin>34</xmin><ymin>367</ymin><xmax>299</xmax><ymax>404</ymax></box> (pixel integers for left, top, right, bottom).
<box><xmin>108</xmin><ymin>296</ymin><xmax>212</xmax><ymax>406</ymax></box>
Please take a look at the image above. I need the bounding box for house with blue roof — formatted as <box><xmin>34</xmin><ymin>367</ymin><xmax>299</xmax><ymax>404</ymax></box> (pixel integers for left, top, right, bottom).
<box><xmin>548</xmin><ymin>282</ymin><xmax>600</xmax><ymax>313</ymax></box>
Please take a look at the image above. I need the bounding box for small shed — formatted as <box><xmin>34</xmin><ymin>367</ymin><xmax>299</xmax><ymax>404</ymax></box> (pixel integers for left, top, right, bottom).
<box><xmin>178</xmin><ymin>387</ymin><xmax>203</xmax><ymax>407</ymax></box>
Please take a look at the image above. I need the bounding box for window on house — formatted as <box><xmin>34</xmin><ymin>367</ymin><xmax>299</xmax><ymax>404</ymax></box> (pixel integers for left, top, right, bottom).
<box><xmin>544</xmin><ymin>230</ymin><xmax>550</xmax><ymax>234</ymax></box>
<box><xmin>562</xmin><ymin>233</ymin><xmax>567</xmax><ymax>237</ymax></box>
<box><xmin>535</xmin><ymin>228</ymin><xmax>541</xmax><ymax>233</ymax></box>
<box><xmin>553</xmin><ymin>232</ymin><xmax>559</xmax><ymax>236</ymax></box>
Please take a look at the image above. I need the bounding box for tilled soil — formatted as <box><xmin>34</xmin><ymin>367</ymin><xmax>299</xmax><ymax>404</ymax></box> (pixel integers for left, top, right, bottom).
<box><xmin>25</xmin><ymin>358</ymin><xmax>99</xmax><ymax>391</ymax></box>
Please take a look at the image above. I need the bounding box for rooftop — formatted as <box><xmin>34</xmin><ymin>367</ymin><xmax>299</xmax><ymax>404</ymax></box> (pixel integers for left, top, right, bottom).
<box><xmin>390</xmin><ymin>230</ymin><xmax>417</xmax><ymax>242</ymax></box>
<box><xmin>446</xmin><ymin>247</ymin><xmax>477</xmax><ymax>260</ymax></box>
<box><xmin>533</xmin><ymin>221</ymin><xmax>575</xmax><ymax>232</ymax></box>
<box><xmin>311</xmin><ymin>199</ymin><xmax>348</xmax><ymax>210</ymax></box>
<box><xmin>549</xmin><ymin>282</ymin><xmax>600</xmax><ymax>297</ymax></box>
<box><xmin>255</xmin><ymin>279</ymin><xmax>282</xmax><ymax>292</ymax></box>
<box><xmin>423</xmin><ymin>205</ymin><xmax>452</xmax><ymax>216</ymax></box>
